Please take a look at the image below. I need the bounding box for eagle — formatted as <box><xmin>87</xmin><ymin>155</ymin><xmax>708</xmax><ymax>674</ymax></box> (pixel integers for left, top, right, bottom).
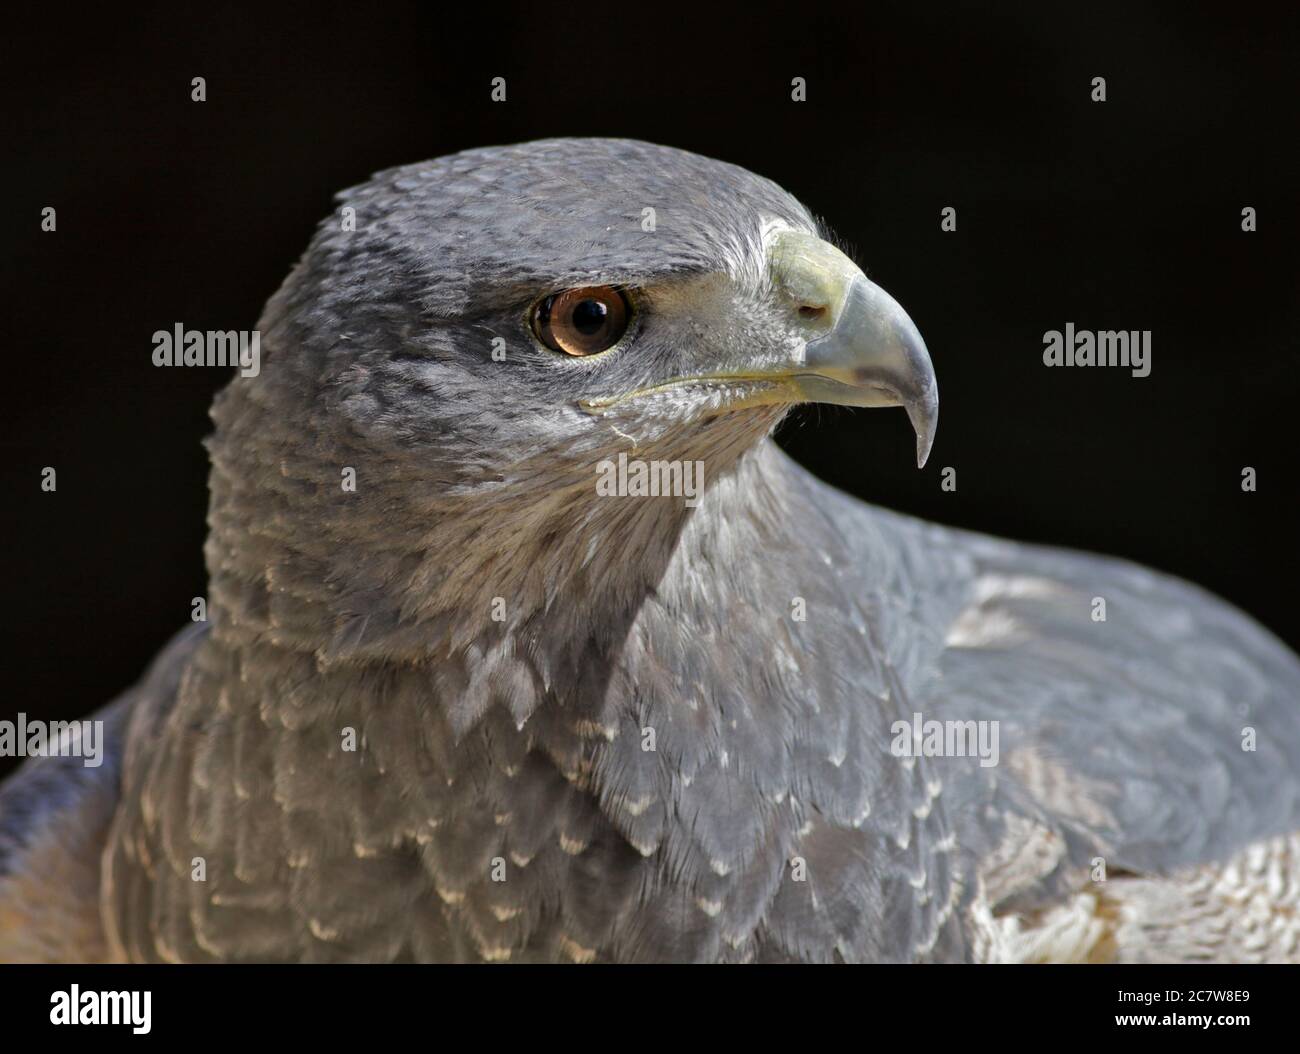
<box><xmin>3</xmin><ymin>138</ymin><xmax>1298</xmax><ymax>963</ymax></box>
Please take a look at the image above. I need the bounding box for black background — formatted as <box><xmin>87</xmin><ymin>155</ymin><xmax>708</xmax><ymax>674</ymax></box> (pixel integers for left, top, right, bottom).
<box><xmin>1</xmin><ymin>2</ymin><xmax>1296</xmax><ymax>777</ymax></box>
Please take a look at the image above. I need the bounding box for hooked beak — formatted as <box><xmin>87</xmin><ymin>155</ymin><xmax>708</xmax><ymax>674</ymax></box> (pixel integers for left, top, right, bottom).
<box><xmin>768</xmin><ymin>230</ymin><xmax>938</xmax><ymax>468</ymax></box>
<box><xmin>579</xmin><ymin>229</ymin><xmax>938</xmax><ymax>468</ymax></box>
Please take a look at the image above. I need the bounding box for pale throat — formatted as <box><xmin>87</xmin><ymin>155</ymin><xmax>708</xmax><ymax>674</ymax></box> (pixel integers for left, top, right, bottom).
<box><xmin>202</xmin><ymin>398</ymin><xmax>797</xmax><ymax>672</ymax></box>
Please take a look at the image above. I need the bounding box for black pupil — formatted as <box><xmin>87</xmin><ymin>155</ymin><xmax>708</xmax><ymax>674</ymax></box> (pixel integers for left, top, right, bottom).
<box><xmin>570</xmin><ymin>298</ymin><xmax>609</xmax><ymax>336</ymax></box>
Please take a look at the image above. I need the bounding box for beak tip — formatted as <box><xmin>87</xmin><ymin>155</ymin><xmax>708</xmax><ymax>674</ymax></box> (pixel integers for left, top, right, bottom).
<box><xmin>915</xmin><ymin>432</ymin><xmax>933</xmax><ymax>469</ymax></box>
<box><xmin>907</xmin><ymin>389</ymin><xmax>938</xmax><ymax>470</ymax></box>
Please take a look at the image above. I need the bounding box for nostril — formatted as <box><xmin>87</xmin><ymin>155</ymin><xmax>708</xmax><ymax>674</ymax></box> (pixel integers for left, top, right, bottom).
<box><xmin>798</xmin><ymin>304</ymin><xmax>828</xmax><ymax>320</ymax></box>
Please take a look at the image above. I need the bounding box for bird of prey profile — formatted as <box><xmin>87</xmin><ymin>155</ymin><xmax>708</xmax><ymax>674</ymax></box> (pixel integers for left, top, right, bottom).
<box><xmin>3</xmin><ymin>138</ymin><xmax>1299</xmax><ymax>964</ymax></box>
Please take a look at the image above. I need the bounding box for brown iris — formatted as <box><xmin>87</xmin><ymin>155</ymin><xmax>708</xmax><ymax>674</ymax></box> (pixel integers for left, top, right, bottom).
<box><xmin>531</xmin><ymin>286</ymin><xmax>630</xmax><ymax>357</ymax></box>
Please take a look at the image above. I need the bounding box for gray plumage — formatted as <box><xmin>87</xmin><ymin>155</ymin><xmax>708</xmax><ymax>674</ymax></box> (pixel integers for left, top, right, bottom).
<box><xmin>4</xmin><ymin>138</ymin><xmax>1299</xmax><ymax>962</ymax></box>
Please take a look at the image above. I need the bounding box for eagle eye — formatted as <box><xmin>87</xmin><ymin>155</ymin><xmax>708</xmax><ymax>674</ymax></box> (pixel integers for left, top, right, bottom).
<box><xmin>531</xmin><ymin>286</ymin><xmax>630</xmax><ymax>357</ymax></box>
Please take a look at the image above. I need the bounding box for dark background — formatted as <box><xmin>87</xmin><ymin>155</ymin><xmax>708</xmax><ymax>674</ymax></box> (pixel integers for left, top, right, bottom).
<box><xmin>2</xmin><ymin>2</ymin><xmax>1296</xmax><ymax>777</ymax></box>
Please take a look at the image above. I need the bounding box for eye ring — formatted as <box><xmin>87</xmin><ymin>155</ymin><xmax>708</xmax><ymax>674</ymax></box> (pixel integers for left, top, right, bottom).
<box><xmin>531</xmin><ymin>286</ymin><xmax>632</xmax><ymax>357</ymax></box>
